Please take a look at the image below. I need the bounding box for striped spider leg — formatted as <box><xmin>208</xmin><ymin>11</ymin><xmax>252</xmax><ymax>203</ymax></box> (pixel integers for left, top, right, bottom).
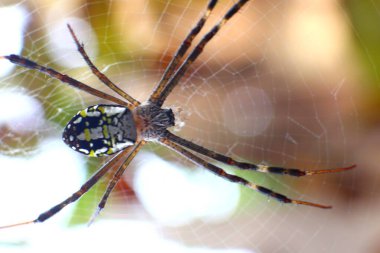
<box><xmin>160</xmin><ymin>132</ymin><xmax>355</xmax><ymax>208</ymax></box>
<box><xmin>0</xmin><ymin>145</ymin><xmax>137</xmax><ymax>229</ymax></box>
<box><xmin>149</xmin><ymin>0</ymin><xmax>250</xmax><ymax>106</ymax></box>
<box><xmin>149</xmin><ymin>0</ymin><xmax>218</xmax><ymax>102</ymax></box>
<box><xmin>165</xmin><ymin>131</ymin><xmax>355</xmax><ymax>177</ymax></box>
<box><xmin>66</xmin><ymin>24</ymin><xmax>140</xmax><ymax>107</ymax></box>
<box><xmin>88</xmin><ymin>141</ymin><xmax>145</xmax><ymax>226</ymax></box>
<box><xmin>1</xmin><ymin>55</ymin><xmax>133</xmax><ymax>108</ymax></box>
<box><xmin>160</xmin><ymin>136</ymin><xmax>329</xmax><ymax>209</ymax></box>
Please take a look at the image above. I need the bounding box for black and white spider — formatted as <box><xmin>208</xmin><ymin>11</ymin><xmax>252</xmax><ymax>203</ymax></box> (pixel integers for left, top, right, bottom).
<box><xmin>0</xmin><ymin>0</ymin><xmax>354</xmax><ymax>228</ymax></box>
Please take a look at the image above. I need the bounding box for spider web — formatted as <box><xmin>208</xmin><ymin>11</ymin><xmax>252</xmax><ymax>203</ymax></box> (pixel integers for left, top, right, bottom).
<box><xmin>0</xmin><ymin>0</ymin><xmax>370</xmax><ymax>252</ymax></box>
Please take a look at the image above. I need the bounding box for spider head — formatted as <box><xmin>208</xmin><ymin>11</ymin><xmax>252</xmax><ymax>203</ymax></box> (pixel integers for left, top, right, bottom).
<box><xmin>133</xmin><ymin>102</ymin><xmax>175</xmax><ymax>141</ymax></box>
<box><xmin>62</xmin><ymin>104</ymin><xmax>137</xmax><ymax>157</ymax></box>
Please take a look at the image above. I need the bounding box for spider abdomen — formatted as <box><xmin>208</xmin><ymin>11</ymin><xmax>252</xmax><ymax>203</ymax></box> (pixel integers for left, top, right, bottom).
<box><xmin>62</xmin><ymin>104</ymin><xmax>137</xmax><ymax>157</ymax></box>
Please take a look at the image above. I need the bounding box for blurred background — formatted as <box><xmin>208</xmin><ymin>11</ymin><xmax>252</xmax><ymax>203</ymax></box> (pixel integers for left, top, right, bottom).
<box><xmin>0</xmin><ymin>0</ymin><xmax>378</xmax><ymax>252</ymax></box>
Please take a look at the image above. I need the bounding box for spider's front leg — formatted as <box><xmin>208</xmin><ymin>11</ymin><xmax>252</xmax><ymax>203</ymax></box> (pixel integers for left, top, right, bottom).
<box><xmin>165</xmin><ymin>131</ymin><xmax>355</xmax><ymax>177</ymax></box>
<box><xmin>149</xmin><ymin>0</ymin><xmax>218</xmax><ymax>103</ymax></box>
<box><xmin>151</xmin><ymin>0</ymin><xmax>250</xmax><ymax>107</ymax></box>
<box><xmin>159</xmin><ymin>136</ymin><xmax>333</xmax><ymax>209</ymax></box>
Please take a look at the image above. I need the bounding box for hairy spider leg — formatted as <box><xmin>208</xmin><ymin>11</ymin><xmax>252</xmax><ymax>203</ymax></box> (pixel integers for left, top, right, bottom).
<box><xmin>0</xmin><ymin>55</ymin><xmax>132</xmax><ymax>109</ymax></box>
<box><xmin>153</xmin><ymin>0</ymin><xmax>250</xmax><ymax>107</ymax></box>
<box><xmin>66</xmin><ymin>24</ymin><xmax>140</xmax><ymax>107</ymax></box>
<box><xmin>165</xmin><ymin>131</ymin><xmax>356</xmax><ymax>176</ymax></box>
<box><xmin>89</xmin><ymin>141</ymin><xmax>145</xmax><ymax>225</ymax></box>
<box><xmin>0</xmin><ymin>146</ymin><xmax>135</xmax><ymax>229</ymax></box>
<box><xmin>160</xmin><ymin>137</ymin><xmax>332</xmax><ymax>209</ymax></box>
<box><xmin>149</xmin><ymin>0</ymin><xmax>218</xmax><ymax>103</ymax></box>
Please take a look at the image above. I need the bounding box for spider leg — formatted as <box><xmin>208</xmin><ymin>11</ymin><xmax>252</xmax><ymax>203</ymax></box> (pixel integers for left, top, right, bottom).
<box><xmin>66</xmin><ymin>24</ymin><xmax>140</xmax><ymax>107</ymax></box>
<box><xmin>160</xmin><ymin>136</ymin><xmax>333</xmax><ymax>209</ymax></box>
<box><xmin>0</xmin><ymin>55</ymin><xmax>132</xmax><ymax>108</ymax></box>
<box><xmin>165</xmin><ymin>131</ymin><xmax>355</xmax><ymax>176</ymax></box>
<box><xmin>152</xmin><ymin>0</ymin><xmax>250</xmax><ymax>107</ymax></box>
<box><xmin>0</xmin><ymin>146</ymin><xmax>134</xmax><ymax>229</ymax></box>
<box><xmin>88</xmin><ymin>141</ymin><xmax>144</xmax><ymax>225</ymax></box>
<box><xmin>149</xmin><ymin>0</ymin><xmax>218</xmax><ymax>103</ymax></box>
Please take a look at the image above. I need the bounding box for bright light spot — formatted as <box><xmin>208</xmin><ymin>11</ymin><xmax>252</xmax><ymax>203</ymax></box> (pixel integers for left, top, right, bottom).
<box><xmin>0</xmin><ymin>138</ymin><xmax>85</xmax><ymax>239</ymax></box>
<box><xmin>223</xmin><ymin>86</ymin><xmax>274</xmax><ymax>137</ymax></box>
<box><xmin>46</xmin><ymin>17</ymin><xmax>98</xmax><ymax>68</ymax></box>
<box><xmin>285</xmin><ymin>5</ymin><xmax>348</xmax><ymax>72</ymax></box>
<box><xmin>0</xmin><ymin>5</ymin><xmax>29</xmax><ymax>76</ymax></box>
<box><xmin>0</xmin><ymin>220</ymin><xmax>255</xmax><ymax>252</ymax></box>
<box><xmin>0</xmin><ymin>88</ymin><xmax>44</xmax><ymax>134</ymax></box>
<box><xmin>134</xmin><ymin>152</ymin><xmax>240</xmax><ymax>226</ymax></box>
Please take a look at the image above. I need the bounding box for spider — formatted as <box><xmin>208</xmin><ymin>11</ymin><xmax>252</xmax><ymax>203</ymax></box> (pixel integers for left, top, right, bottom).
<box><xmin>0</xmin><ymin>0</ymin><xmax>354</xmax><ymax>228</ymax></box>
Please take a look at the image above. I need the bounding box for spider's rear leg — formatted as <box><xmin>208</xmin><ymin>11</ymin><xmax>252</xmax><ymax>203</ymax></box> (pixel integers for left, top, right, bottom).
<box><xmin>160</xmin><ymin>137</ymin><xmax>333</xmax><ymax>209</ymax></box>
<box><xmin>0</xmin><ymin>146</ymin><xmax>133</xmax><ymax>229</ymax></box>
<box><xmin>0</xmin><ymin>55</ymin><xmax>131</xmax><ymax>108</ymax></box>
<box><xmin>66</xmin><ymin>24</ymin><xmax>140</xmax><ymax>107</ymax></box>
<box><xmin>88</xmin><ymin>141</ymin><xmax>144</xmax><ymax>226</ymax></box>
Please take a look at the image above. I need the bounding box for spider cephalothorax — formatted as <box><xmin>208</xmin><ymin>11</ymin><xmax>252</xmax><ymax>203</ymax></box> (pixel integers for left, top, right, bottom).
<box><xmin>0</xmin><ymin>0</ymin><xmax>354</xmax><ymax>229</ymax></box>
<box><xmin>133</xmin><ymin>103</ymin><xmax>175</xmax><ymax>141</ymax></box>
